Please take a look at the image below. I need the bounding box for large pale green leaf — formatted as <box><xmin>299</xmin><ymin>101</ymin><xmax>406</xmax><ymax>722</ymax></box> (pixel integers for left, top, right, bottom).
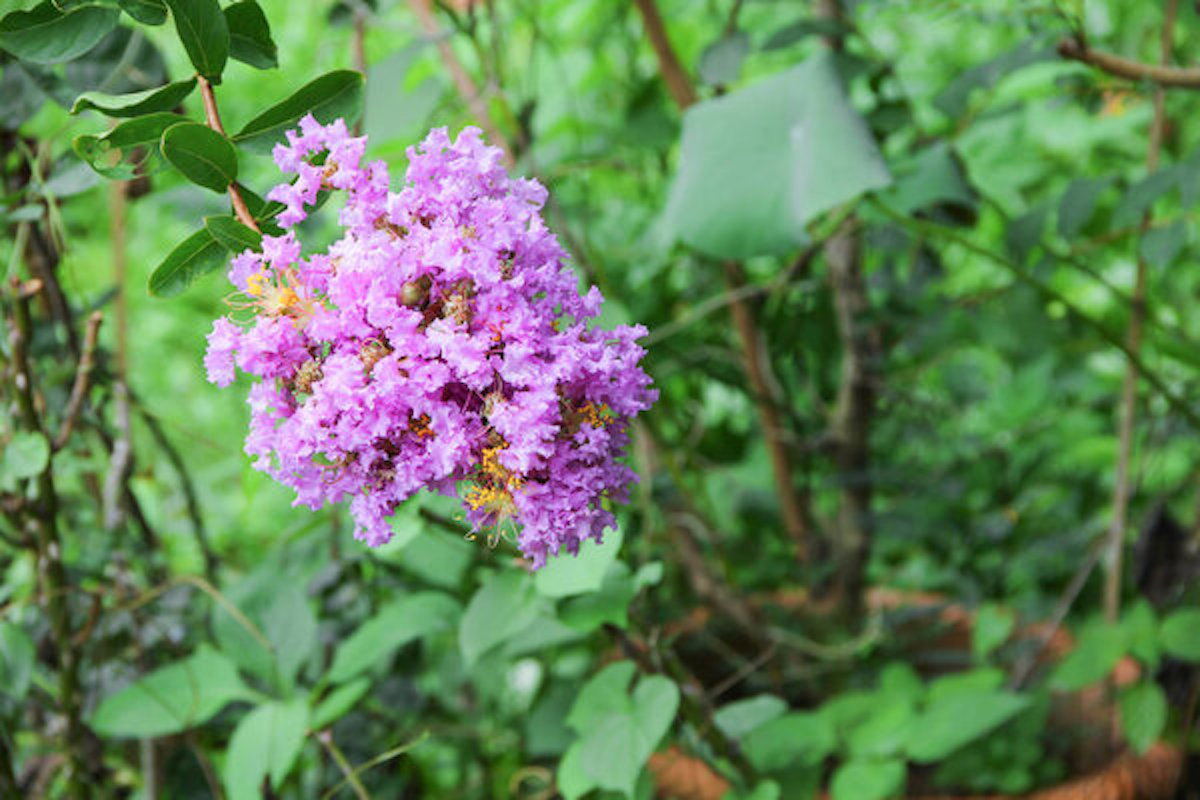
<box><xmin>664</xmin><ymin>51</ymin><xmax>890</xmax><ymax>260</ymax></box>
<box><xmin>163</xmin><ymin>0</ymin><xmax>228</xmax><ymax>80</ymax></box>
<box><xmin>534</xmin><ymin>527</ymin><xmax>622</xmax><ymax>598</ymax></box>
<box><xmin>1049</xmin><ymin>621</ymin><xmax>1126</xmax><ymax>690</ymax></box>
<box><xmin>713</xmin><ymin>694</ymin><xmax>788</xmax><ymax>739</ymax></box>
<box><xmin>211</xmin><ymin>570</ymin><xmax>318</xmax><ymax>693</ymax></box>
<box><xmin>328</xmin><ymin>591</ymin><xmax>459</xmax><ymax>683</ymax></box>
<box><xmin>830</xmin><ymin>758</ymin><xmax>905</xmax><ymax>800</ymax></box>
<box><xmin>459</xmin><ymin>571</ymin><xmax>543</xmax><ymax>666</ymax></box>
<box><xmin>160</xmin><ymin>121</ymin><xmax>238</xmax><ymax>193</ymax></box>
<box><xmin>148</xmin><ymin>227</ymin><xmax>229</xmax><ymax>297</ymax></box>
<box><xmin>223</xmin><ymin>699</ymin><xmax>308</xmax><ymax>800</ymax></box>
<box><xmin>90</xmin><ymin>646</ymin><xmax>250</xmax><ymax>737</ymax></box>
<box><xmin>906</xmin><ymin>689</ymin><xmax>1030</xmax><ymax>763</ymax></box>
<box><xmin>310</xmin><ymin>677</ymin><xmax>370</xmax><ymax>729</ymax></box>
<box><xmin>0</xmin><ymin>2</ymin><xmax>119</xmax><ymax>64</ymax></box>
<box><xmin>233</xmin><ymin>70</ymin><xmax>364</xmax><ymax>154</ymax></box>
<box><xmin>1161</xmin><ymin>608</ymin><xmax>1200</xmax><ymax>661</ymax></box>
<box><xmin>742</xmin><ymin>712</ymin><xmax>836</xmax><ymax>772</ymax></box>
<box><xmin>1119</xmin><ymin>682</ymin><xmax>1167</xmax><ymax>755</ymax></box>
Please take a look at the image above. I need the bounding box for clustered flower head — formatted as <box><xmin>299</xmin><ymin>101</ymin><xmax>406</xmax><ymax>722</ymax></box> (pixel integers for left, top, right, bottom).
<box><xmin>204</xmin><ymin>115</ymin><xmax>656</xmax><ymax>567</ymax></box>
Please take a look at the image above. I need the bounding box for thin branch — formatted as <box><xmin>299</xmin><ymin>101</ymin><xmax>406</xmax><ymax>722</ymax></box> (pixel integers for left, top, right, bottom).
<box><xmin>1104</xmin><ymin>0</ymin><xmax>1176</xmax><ymax>625</ymax></box>
<box><xmin>196</xmin><ymin>76</ymin><xmax>261</xmax><ymax>232</ymax></box>
<box><xmin>1058</xmin><ymin>36</ymin><xmax>1200</xmax><ymax>89</ymax></box>
<box><xmin>317</xmin><ymin>730</ymin><xmax>371</xmax><ymax>800</ymax></box>
<box><xmin>53</xmin><ymin>311</ymin><xmax>102</xmax><ymax>451</ymax></box>
<box><xmin>632</xmin><ymin>0</ymin><xmax>811</xmax><ymax>559</ymax></box>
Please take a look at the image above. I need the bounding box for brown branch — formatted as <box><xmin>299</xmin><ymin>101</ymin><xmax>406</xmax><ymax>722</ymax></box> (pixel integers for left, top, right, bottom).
<box><xmin>53</xmin><ymin>311</ymin><xmax>102</xmax><ymax>451</ymax></box>
<box><xmin>196</xmin><ymin>76</ymin><xmax>261</xmax><ymax>233</ymax></box>
<box><xmin>1104</xmin><ymin>0</ymin><xmax>1177</xmax><ymax>625</ymax></box>
<box><xmin>409</xmin><ymin>0</ymin><xmax>515</xmax><ymax>167</ymax></box>
<box><xmin>632</xmin><ymin>0</ymin><xmax>810</xmax><ymax>560</ymax></box>
<box><xmin>1058</xmin><ymin>36</ymin><xmax>1200</xmax><ymax>89</ymax></box>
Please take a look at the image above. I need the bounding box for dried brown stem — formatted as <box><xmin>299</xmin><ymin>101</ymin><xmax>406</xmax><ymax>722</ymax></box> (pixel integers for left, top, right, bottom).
<box><xmin>1104</xmin><ymin>0</ymin><xmax>1176</xmax><ymax>625</ymax></box>
<box><xmin>196</xmin><ymin>75</ymin><xmax>261</xmax><ymax>233</ymax></box>
<box><xmin>1058</xmin><ymin>36</ymin><xmax>1200</xmax><ymax>88</ymax></box>
<box><xmin>53</xmin><ymin>311</ymin><xmax>102</xmax><ymax>451</ymax></box>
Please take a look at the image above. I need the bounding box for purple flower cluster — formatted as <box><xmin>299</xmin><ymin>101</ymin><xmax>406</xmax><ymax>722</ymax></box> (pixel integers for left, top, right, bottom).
<box><xmin>204</xmin><ymin>115</ymin><xmax>656</xmax><ymax>567</ymax></box>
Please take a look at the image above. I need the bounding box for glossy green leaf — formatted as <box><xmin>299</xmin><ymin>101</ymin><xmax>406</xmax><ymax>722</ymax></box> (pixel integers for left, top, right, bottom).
<box><xmin>664</xmin><ymin>51</ymin><xmax>890</xmax><ymax>260</ymax></box>
<box><xmin>148</xmin><ymin>227</ymin><xmax>229</xmax><ymax>297</ymax></box>
<box><xmin>161</xmin><ymin>121</ymin><xmax>238</xmax><ymax>193</ymax></box>
<box><xmin>204</xmin><ymin>214</ymin><xmax>262</xmax><ymax>253</ymax></box>
<box><xmin>0</xmin><ymin>2</ymin><xmax>119</xmax><ymax>64</ymax></box>
<box><xmin>233</xmin><ymin>70</ymin><xmax>364</xmax><ymax>154</ymax></box>
<box><xmin>1161</xmin><ymin>608</ymin><xmax>1200</xmax><ymax>661</ymax></box>
<box><xmin>117</xmin><ymin>0</ymin><xmax>167</xmax><ymax>25</ymax></box>
<box><xmin>74</xmin><ymin>112</ymin><xmax>186</xmax><ymax>179</ymax></box>
<box><xmin>328</xmin><ymin>591</ymin><xmax>459</xmax><ymax>683</ymax></box>
<box><xmin>164</xmin><ymin>0</ymin><xmax>228</xmax><ymax>80</ymax></box>
<box><xmin>70</xmin><ymin>78</ymin><xmax>196</xmax><ymax>118</ymax></box>
<box><xmin>224</xmin><ymin>0</ymin><xmax>276</xmax><ymax>69</ymax></box>
<box><xmin>830</xmin><ymin>758</ymin><xmax>905</xmax><ymax>800</ymax></box>
<box><xmin>1118</xmin><ymin>682</ymin><xmax>1167</xmax><ymax>755</ymax></box>
<box><xmin>223</xmin><ymin>699</ymin><xmax>308</xmax><ymax>800</ymax></box>
<box><xmin>906</xmin><ymin>689</ymin><xmax>1030</xmax><ymax>763</ymax></box>
<box><xmin>90</xmin><ymin>646</ymin><xmax>250</xmax><ymax>737</ymax></box>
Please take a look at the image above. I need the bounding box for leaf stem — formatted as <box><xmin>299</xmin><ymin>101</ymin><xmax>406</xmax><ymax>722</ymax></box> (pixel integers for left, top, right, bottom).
<box><xmin>196</xmin><ymin>75</ymin><xmax>261</xmax><ymax>233</ymax></box>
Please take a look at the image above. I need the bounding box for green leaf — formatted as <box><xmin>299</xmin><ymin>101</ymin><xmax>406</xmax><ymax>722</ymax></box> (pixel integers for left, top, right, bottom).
<box><xmin>844</xmin><ymin>695</ymin><xmax>915</xmax><ymax>759</ymax></box>
<box><xmin>1122</xmin><ymin>600</ymin><xmax>1160</xmax><ymax>668</ymax></box>
<box><xmin>664</xmin><ymin>51</ymin><xmax>890</xmax><ymax>260</ymax></box>
<box><xmin>0</xmin><ymin>622</ymin><xmax>35</xmax><ymax>701</ymax></box>
<box><xmin>204</xmin><ymin>214</ymin><xmax>262</xmax><ymax>253</ymax></box>
<box><xmin>698</xmin><ymin>31</ymin><xmax>748</xmax><ymax>87</ymax></box>
<box><xmin>211</xmin><ymin>571</ymin><xmax>318</xmax><ymax>693</ymax></box>
<box><xmin>223</xmin><ymin>699</ymin><xmax>308</xmax><ymax>800</ymax></box>
<box><xmin>566</xmin><ymin>670</ymin><xmax>679</xmax><ymax>798</ymax></box>
<box><xmin>148</xmin><ymin>227</ymin><xmax>229</xmax><ymax>297</ymax></box>
<box><xmin>906</xmin><ymin>689</ymin><xmax>1030</xmax><ymax>763</ymax></box>
<box><xmin>971</xmin><ymin>603</ymin><xmax>1015</xmax><ymax>660</ymax></box>
<box><xmin>926</xmin><ymin>668</ymin><xmax>1005</xmax><ymax>703</ymax></box>
<box><xmin>458</xmin><ymin>570</ymin><xmax>542</xmax><ymax>666</ymax></box>
<box><xmin>0</xmin><ymin>2</ymin><xmax>119</xmax><ymax>64</ymax></box>
<box><xmin>1118</xmin><ymin>682</ymin><xmax>1167</xmax><ymax>755</ymax></box>
<box><xmin>224</xmin><ymin>0</ymin><xmax>276</xmax><ymax>69</ymax></box>
<box><xmin>328</xmin><ymin>591</ymin><xmax>459</xmax><ymax>683</ymax></box>
<box><xmin>714</xmin><ymin>694</ymin><xmax>788</xmax><ymax>739</ymax></box>
<box><xmin>1005</xmin><ymin>203</ymin><xmax>1048</xmax><ymax>262</ymax></box>
<box><xmin>90</xmin><ymin>646</ymin><xmax>250</xmax><ymax>737</ymax></box>
<box><xmin>1057</xmin><ymin>176</ymin><xmax>1112</xmax><ymax>239</ymax></box>
<box><xmin>880</xmin><ymin>142</ymin><xmax>976</xmax><ymax>219</ymax></box>
<box><xmin>161</xmin><ymin>121</ymin><xmax>238</xmax><ymax>193</ymax></box>
<box><xmin>1050</xmin><ymin>620</ymin><xmax>1126</xmax><ymax>690</ymax></box>
<box><xmin>311</xmin><ymin>677</ymin><xmax>370</xmax><ymax>730</ymax></box>
<box><xmin>559</xmin><ymin>563</ymin><xmax>636</xmax><ymax>632</ymax></box>
<box><xmin>70</xmin><ymin>78</ymin><xmax>196</xmax><ymax>118</ymax></box>
<box><xmin>117</xmin><ymin>0</ymin><xmax>167</xmax><ymax>25</ymax></box>
<box><xmin>1113</xmin><ymin>168</ymin><xmax>1180</xmax><ymax>229</ymax></box>
<box><xmin>933</xmin><ymin>41</ymin><xmax>1052</xmax><ymax>119</ymax></box>
<box><xmin>763</xmin><ymin>18</ymin><xmax>844</xmax><ymax>50</ymax></box>
<box><xmin>74</xmin><ymin>112</ymin><xmax>186</xmax><ymax>179</ymax></box>
<box><xmin>535</xmin><ymin>527</ymin><xmax>622</xmax><ymax>598</ymax></box>
<box><xmin>830</xmin><ymin>758</ymin><xmax>905</xmax><ymax>800</ymax></box>
<box><xmin>1161</xmin><ymin>608</ymin><xmax>1200</xmax><ymax>661</ymax></box>
<box><xmin>742</xmin><ymin>712</ymin><xmax>836</xmax><ymax>772</ymax></box>
<box><xmin>1139</xmin><ymin>220</ymin><xmax>1188</xmax><ymax>268</ymax></box>
<box><xmin>163</xmin><ymin>0</ymin><xmax>227</xmax><ymax>79</ymax></box>
<box><xmin>0</xmin><ymin>431</ymin><xmax>49</xmax><ymax>489</ymax></box>
<box><xmin>233</xmin><ymin>70</ymin><xmax>365</xmax><ymax>154</ymax></box>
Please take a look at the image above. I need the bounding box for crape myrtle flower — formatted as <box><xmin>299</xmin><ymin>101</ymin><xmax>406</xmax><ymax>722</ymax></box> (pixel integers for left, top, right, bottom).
<box><xmin>204</xmin><ymin>115</ymin><xmax>656</xmax><ymax>567</ymax></box>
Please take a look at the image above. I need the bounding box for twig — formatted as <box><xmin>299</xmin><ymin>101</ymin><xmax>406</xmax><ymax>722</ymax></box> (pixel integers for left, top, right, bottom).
<box><xmin>319</xmin><ymin>731</ymin><xmax>428</xmax><ymax>800</ymax></box>
<box><xmin>196</xmin><ymin>76</ymin><xmax>261</xmax><ymax>232</ymax></box>
<box><xmin>104</xmin><ymin>181</ymin><xmax>131</xmax><ymax>532</ymax></box>
<box><xmin>53</xmin><ymin>311</ymin><xmax>102</xmax><ymax>451</ymax></box>
<box><xmin>408</xmin><ymin>0</ymin><xmax>515</xmax><ymax>166</ymax></box>
<box><xmin>317</xmin><ymin>730</ymin><xmax>370</xmax><ymax>800</ymax></box>
<box><xmin>1058</xmin><ymin>36</ymin><xmax>1200</xmax><ymax>89</ymax></box>
<box><xmin>633</xmin><ymin>0</ymin><xmax>811</xmax><ymax>560</ymax></box>
<box><xmin>1104</xmin><ymin>0</ymin><xmax>1176</xmax><ymax>625</ymax></box>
